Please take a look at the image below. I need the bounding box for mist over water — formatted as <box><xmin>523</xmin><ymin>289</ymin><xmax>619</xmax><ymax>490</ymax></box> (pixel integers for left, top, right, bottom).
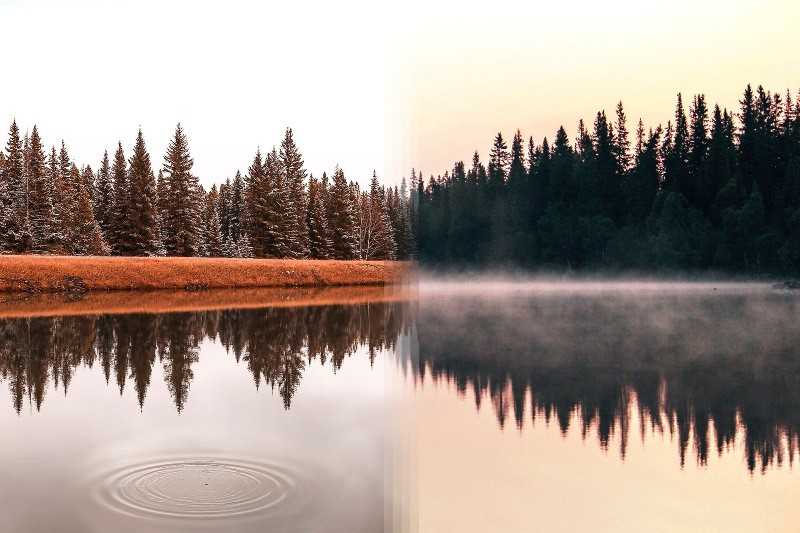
<box><xmin>418</xmin><ymin>279</ymin><xmax>800</xmax><ymax>473</ymax></box>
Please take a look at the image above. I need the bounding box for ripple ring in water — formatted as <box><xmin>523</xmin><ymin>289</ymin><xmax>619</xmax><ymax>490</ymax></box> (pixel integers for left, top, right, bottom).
<box><xmin>91</xmin><ymin>458</ymin><xmax>304</xmax><ymax>520</ymax></box>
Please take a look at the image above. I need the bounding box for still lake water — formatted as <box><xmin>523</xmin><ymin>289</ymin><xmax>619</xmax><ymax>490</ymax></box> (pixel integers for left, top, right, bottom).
<box><xmin>1</xmin><ymin>282</ymin><xmax>799</xmax><ymax>531</ymax></box>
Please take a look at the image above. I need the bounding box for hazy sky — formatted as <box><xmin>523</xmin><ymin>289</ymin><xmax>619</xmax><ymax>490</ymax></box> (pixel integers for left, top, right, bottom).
<box><xmin>2</xmin><ymin>1</ymin><xmax>799</xmax><ymax>188</ymax></box>
<box><xmin>404</xmin><ymin>0</ymin><xmax>800</xmax><ymax>180</ymax></box>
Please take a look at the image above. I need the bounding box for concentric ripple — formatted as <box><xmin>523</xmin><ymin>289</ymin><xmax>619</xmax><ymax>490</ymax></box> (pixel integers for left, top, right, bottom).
<box><xmin>90</xmin><ymin>458</ymin><xmax>305</xmax><ymax>520</ymax></box>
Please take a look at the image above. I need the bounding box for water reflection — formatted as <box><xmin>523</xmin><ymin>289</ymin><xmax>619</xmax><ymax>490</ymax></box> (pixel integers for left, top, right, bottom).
<box><xmin>419</xmin><ymin>284</ymin><xmax>800</xmax><ymax>473</ymax></box>
<box><xmin>0</xmin><ymin>301</ymin><xmax>411</xmax><ymax>414</ymax></box>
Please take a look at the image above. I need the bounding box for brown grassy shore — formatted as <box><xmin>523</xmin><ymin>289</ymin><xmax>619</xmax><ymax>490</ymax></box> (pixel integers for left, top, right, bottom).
<box><xmin>0</xmin><ymin>285</ymin><xmax>414</xmax><ymax>318</ymax></box>
<box><xmin>0</xmin><ymin>256</ymin><xmax>408</xmax><ymax>293</ymax></box>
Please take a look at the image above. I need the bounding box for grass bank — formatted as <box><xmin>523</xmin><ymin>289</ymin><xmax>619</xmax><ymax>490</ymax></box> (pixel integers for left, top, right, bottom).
<box><xmin>0</xmin><ymin>256</ymin><xmax>409</xmax><ymax>293</ymax></box>
<box><xmin>0</xmin><ymin>285</ymin><xmax>413</xmax><ymax>318</ymax></box>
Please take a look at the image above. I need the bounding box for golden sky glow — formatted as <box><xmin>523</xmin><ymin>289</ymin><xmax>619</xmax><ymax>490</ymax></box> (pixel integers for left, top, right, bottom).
<box><xmin>395</xmin><ymin>0</ymin><xmax>800</xmax><ymax>181</ymax></box>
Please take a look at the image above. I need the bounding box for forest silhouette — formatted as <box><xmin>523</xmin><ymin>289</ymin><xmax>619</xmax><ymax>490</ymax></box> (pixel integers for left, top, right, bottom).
<box><xmin>416</xmin><ymin>85</ymin><xmax>800</xmax><ymax>274</ymax></box>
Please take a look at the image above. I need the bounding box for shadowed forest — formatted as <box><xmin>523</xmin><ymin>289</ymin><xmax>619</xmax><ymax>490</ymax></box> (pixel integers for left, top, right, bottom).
<box><xmin>417</xmin><ymin>85</ymin><xmax>800</xmax><ymax>274</ymax></box>
<box><xmin>419</xmin><ymin>287</ymin><xmax>800</xmax><ymax>473</ymax></box>
<box><xmin>0</xmin><ymin>300</ymin><xmax>411</xmax><ymax>413</ymax></box>
<box><xmin>0</xmin><ymin>123</ymin><xmax>412</xmax><ymax>260</ymax></box>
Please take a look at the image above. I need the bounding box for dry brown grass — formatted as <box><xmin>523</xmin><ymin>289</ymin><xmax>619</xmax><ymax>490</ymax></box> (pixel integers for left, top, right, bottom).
<box><xmin>0</xmin><ymin>284</ymin><xmax>414</xmax><ymax>318</ymax></box>
<box><xmin>0</xmin><ymin>256</ymin><xmax>411</xmax><ymax>293</ymax></box>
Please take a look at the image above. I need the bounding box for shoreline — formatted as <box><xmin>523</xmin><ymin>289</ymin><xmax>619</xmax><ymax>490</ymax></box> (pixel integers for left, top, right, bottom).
<box><xmin>0</xmin><ymin>285</ymin><xmax>413</xmax><ymax>318</ymax></box>
<box><xmin>0</xmin><ymin>256</ymin><xmax>409</xmax><ymax>293</ymax></box>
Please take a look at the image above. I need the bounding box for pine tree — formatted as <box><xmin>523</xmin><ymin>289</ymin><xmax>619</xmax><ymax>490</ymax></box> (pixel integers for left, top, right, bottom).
<box><xmin>0</xmin><ymin>120</ymin><xmax>28</xmax><ymax>252</ymax></box>
<box><xmin>26</xmin><ymin>126</ymin><xmax>53</xmax><ymax>253</ymax></box>
<box><xmin>279</xmin><ymin>128</ymin><xmax>309</xmax><ymax>257</ymax></box>
<box><xmin>71</xmin><ymin>179</ymin><xmax>108</xmax><ymax>256</ymax></box>
<box><xmin>201</xmin><ymin>184</ymin><xmax>223</xmax><ymax>257</ymax></box>
<box><xmin>161</xmin><ymin>124</ymin><xmax>201</xmax><ymax>256</ymax></box>
<box><xmin>357</xmin><ymin>171</ymin><xmax>395</xmax><ymax>260</ymax></box>
<box><xmin>614</xmin><ymin>101</ymin><xmax>631</xmax><ymax>173</ymax></box>
<box><xmin>126</xmin><ymin>129</ymin><xmax>160</xmax><ymax>255</ymax></box>
<box><xmin>108</xmin><ymin>142</ymin><xmax>130</xmax><ymax>254</ymax></box>
<box><xmin>226</xmin><ymin>170</ymin><xmax>246</xmax><ymax>257</ymax></box>
<box><xmin>306</xmin><ymin>173</ymin><xmax>332</xmax><ymax>259</ymax></box>
<box><xmin>94</xmin><ymin>151</ymin><xmax>113</xmax><ymax>235</ymax></box>
<box><xmin>327</xmin><ymin>165</ymin><xmax>357</xmax><ymax>259</ymax></box>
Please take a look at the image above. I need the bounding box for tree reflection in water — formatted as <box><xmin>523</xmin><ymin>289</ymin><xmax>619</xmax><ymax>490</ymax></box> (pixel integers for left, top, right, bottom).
<box><xmin>419</xmin><ymin>288</ymin><xmax>800</xmax><ymax>473</ymax></box>
<box><xmin>0</xmin><ymin>301</ymin><xmax>411</xmax><ymax>414</ymax></box>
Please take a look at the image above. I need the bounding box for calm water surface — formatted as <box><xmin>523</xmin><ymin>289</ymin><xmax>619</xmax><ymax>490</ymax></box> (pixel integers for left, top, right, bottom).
<box><xmin>416</xmin><ymin>281</ymin><xmax>800</xmax><ymax>532</ymax></box>
<box><xmin>2</xmin><ymin>283</ymin><xmax>800</xmax><ymax>532</ymax></box>
<box><xmin>0</xmin><ymin>294</ymin><xmax>413</xmax><ymax>532</ymax></box>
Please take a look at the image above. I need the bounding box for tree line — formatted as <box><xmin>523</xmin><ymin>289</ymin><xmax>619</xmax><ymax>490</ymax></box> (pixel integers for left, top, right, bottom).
<box><xmin>416</xmin><ymin>85</ymin><xmax>800</xmax><ymax>274</ymax></box>
<box><xmin>0</xmin><ymin>122</ymin><xmax>413</xmax><ymax>260</ymax></box>
<box><xmin>0</xmin><ymin>300</ymin><xmax>411</xmax><ymax>413</ymax></box>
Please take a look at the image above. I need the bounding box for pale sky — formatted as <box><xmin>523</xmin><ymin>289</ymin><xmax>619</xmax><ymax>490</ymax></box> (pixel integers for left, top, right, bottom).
<box><xmin>0</xmin><ymin>0</ymin><xmax>390</xmax><ymax>188</ymax></box>
<box><xmin>400</xmin><ymin>0</ymin><xmax>800</xmax><ymax>180</ymax></box>
<box><xmin>2</xmin><ymin>1</ymin><xmax>799</xmax><ymax>188</ymax></box>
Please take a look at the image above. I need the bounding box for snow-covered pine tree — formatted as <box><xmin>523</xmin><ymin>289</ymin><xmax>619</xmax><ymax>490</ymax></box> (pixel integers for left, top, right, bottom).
<box><xmin>306</xmin><ymin>173</ymin><xmax>332</xmax><ymax>259</ymax></box>
<box><xmin>108</xmin><ymin>141</ymin><xmax>130</xmax><ymax>255</ymax></box>
<box><xmin>94</xmin><ymin>151</ymin><xmax>113</xmax><ymax>237</ymax></box>
<box><xmin>26</xmin><ymin>126</ymin><xmax>53</xmax><ymax>254</ymax></box>
<box><xmin>246</xmin><ymin>149</ymin><xmax>277</xmax><ymax>258</ymax></box>
<box><xmin>155</xmin><ymin>169</ymin><xmax>168</xmax><ymax>254</ymax></box>
<box><xmin>279</xmin><ymin>128</ymin><xmax>309</xmax><ymax>257</ymax></box>
<box><xmin>45</xmin><ymin>147</ymin><xmax>67</xmax><ymax>254</ymax></box>
<box><xmin>71</xmin><ymin>177</ymin><xmax>108</xmax><ymax>256</ymax></box>
<box><xmin>0</xmin><ymin>120</ymin><xmax>27</xmax><ymax>253</ymax></box>
<box><xmin>126</xmin><ymin>129</ymin><xmax>160</xmax><ymax>256</ymax></box>
<box><xmin>327</xmin><ymin>165</ymin><xmax>357</xmax><ymax>259</ymax></box>
<box><xmin>161</xmin><ymin>124</ymin><xmax>202</xmax><ymax>256</ymax></box>
<box><xmin>202</xmin><ymin>184</ymin><xmax>223</xmax><ymax>257</ymax></box>
<box><xmin>218</xmin><ymin>178</ymin><xmax>232</xmax><ymax>256</ymax></box>
<box><xmin>229</xmin><ymin>170</ymin><xmax>245</xmax><ymax>254</ymax></box>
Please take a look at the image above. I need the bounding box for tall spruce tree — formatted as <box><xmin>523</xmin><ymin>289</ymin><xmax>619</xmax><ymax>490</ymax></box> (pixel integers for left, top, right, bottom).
<box><xmin>161</xmin><ymin>124</ymin><xmax>201</xmax><ymax>256</ymax></box>
<box><xmin>279</xmin><ymin>128</ymin><xmax>309</xmax><ymax>257</ymax></box>
<box><xmin>126</xmin><ymin>129</ymin><xmax>160</xmax><ymax>255</ymax></box>
<box><xmin>94</xmin><ymin>151</ymin><xmax>113</xmax><ymax>235</ymax></box>
<box><xmin>306</xmin><ymin>173</ymin><xmax>332</xmax><ymax>259</ymax></box>
<box><xmin>26</xmin><ymin>126</ymin><xmax>52</xmax><ymax>253</ymax></box>
<box><xmin>0</xmin><ymin>120</ymin><xmax>28</xmax><ymax>252</ymax></box>
<box><xmin>327</xmin><ymin>165</ymin><xmax>357</xmax><ymax>259</ymax></box>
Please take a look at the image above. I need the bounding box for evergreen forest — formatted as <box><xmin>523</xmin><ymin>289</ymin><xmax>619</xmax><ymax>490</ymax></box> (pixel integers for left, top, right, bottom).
<box><xmin>416</xmin><ymin>85</ymin><xmax>800</xmax><ymax>274</ymax></box>
<box><xmin>0</xmin><ymin>123</ymin><xmax>412</xmax><ymax>260</ymax></box>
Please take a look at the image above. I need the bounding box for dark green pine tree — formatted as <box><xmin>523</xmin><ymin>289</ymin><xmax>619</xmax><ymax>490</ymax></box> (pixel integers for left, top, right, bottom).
<box><xmin>613</xmin><ymin>101</ymin><xmax>632</xmax><ymax>173</ymax></box>
<box><xmin>162</xmin><ymin>124</ymin><xmax>202</xmax><ymax>256</ymax></box>
<box><xmin>306</xmin><ymin>173</ymin><xmax>332</xmax><ymax>259</ymax></box>
<box><xmin>327</xmin><ymin>165</ymin><xmax>357</xmax><ymax>259</ymax></box>
<box><xmin>126</xmin><ymin>129</ymin><xmax>160</xmax><ymax>256</ymax></box>
<box><xmin>108</xmin><ymin>142</ymin><xmax>130</xmax><ymax>255</ymax></box>
<box><xmin>664</xmin><ymin>94</ymin><xmax>691</xmax><ymax>202</ymax></box>
<box><xmin>593</xmin><ymin>111</ymin><xmax>620</xmax><ymax>221</ymax></box>
<box><xmin>26</xmin><ymin>126</ymin><xmax>53</xmax><ymax>253</ymax></box>
<box><xmin>689</xmin><ymin>94</ymin><xmax>710</xmax><ymax>209</ymax></box>
<box><xmin>94</xmin><ymin>150</ymin><xmax>113</xmax><ymax>235</ymax></box>
<box><xmin>487</xmin><ymin>132</ymin><xmax>509</xmax><ymax>199</ymax></box>
<box><xmin>279</xmin><ymin>128</ymin><xmax>309</xmax><ymax>257</ymax></box>
<box><xmin>705</xmin><ymin>106</ymin><xmax>737</xmax><ymax>221</ymax></box>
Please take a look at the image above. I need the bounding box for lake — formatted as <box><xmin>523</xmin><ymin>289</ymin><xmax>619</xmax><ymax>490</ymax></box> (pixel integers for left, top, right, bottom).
<box><xmin>416</xmin><ymin>281</ymin><xmax>800</xmax><ymax>532</ymax></box>
<box><xmin>0</xmin><ymin>282</ymin><xmax>799</xmax><ymax>532</ymax></box>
